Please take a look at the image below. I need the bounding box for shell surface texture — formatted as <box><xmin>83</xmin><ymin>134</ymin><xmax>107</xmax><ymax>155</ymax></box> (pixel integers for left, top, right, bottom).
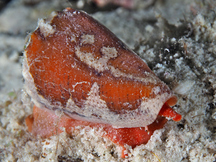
<box><xmin>23</xmin><ymin>8</ymin><xmax>181</xmax><ymax>157</ymax></box>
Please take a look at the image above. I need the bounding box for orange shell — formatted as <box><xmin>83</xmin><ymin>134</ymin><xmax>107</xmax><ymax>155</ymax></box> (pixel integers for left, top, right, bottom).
<box><xmin>23</xmin><ymin>8</ymin><xmax>178</xmax><ymax>128</ymax></box>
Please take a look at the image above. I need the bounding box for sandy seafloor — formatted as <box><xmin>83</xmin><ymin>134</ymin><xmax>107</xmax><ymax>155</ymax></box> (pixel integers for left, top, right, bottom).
<box><xmin>0</xmin><ymin>0</ymin><xmax>216</xmax><ymax>161</ymax></box>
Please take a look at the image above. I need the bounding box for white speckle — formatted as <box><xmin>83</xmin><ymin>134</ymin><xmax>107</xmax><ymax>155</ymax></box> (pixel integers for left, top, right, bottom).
<box><xmin>195</xmin><ymin>14</ymin><xmax>205</xmax><ymax>26</ymax></box>
<box><xmin>122</xmin><ymin>102</ymin><xmax>133</xmax><ymax>109</ymax></box>
<box><xmin>155</xmin><ymin>63</ymin><xmax>164</xmax><ymax>68</ymax></box>
<box><xmin>64</xmin><ymin>8</ymin><xmax>69</xmax><ymax>12</ymax></box>
<box><xmin>174</xmin><ymin>53</ymin><xmax>179</xmax><ymax>57</ymax></box>
<box><xmin>164</xmin><ymin>48</ymin><xmax>170</xmax><ymax>53</ymax></box>
<box><xmin>70</xmin><ymin>36</ymin><xmax>76</xmax><ymax>42</ymax></box>
<box><xmin>212</xmin><ymin>111</ymin><xmax>216</xmax><ymax>120</ymax></box>
<box><xmin>38</xmin><ymin>19</ymin><xmax>55</xmax><ymax>37</ymax></box>
<box><xmin>171</xmin><ymin>37</ymin><xmax>176</xmax><ymax>43</ymax></box>
<box><xmin>77</xmin><ymin>0</ymin><xmax>84</xmax><ymax>8</ymax></box>
<box><xmin>145</xmin><ymin>25</ymin><xmax>154</xmax><ymax>33</ymax></box>
<box><xmin>152</xmin><ymin>86</ymin><xmax>161</xmax><ymax>95</ymax></box>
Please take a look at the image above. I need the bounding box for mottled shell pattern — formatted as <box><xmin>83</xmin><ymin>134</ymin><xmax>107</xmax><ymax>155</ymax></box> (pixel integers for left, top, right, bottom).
<box><xmin>23</xmin><ymin>8</ymin><xmax>177</xmax><ymax>128</ymax></box>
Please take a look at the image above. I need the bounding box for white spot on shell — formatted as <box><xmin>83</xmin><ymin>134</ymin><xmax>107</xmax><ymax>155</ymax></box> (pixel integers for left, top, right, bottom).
<box><xmin>100</xmin><ymin>46</ymin><xmax>118</xmax><ymax>59</ymax></box>
<box><xmin>65</xmin><ymin>98</ymin><xmax>79</xmax><ymax>111</ymax></box>
<box><xmin>80</xmin><ymin>34</ymin><xmax>94</xmax><ymax>45</ymax></box>
<box><xmin>70</xmin><ymin>36</ymin><xmax>76</xmax><ymax>42</ymax></box>
<box><xmin>84</xmin><ymin>82</ymin><xmax>107</xmax><ymax>110</ymax></box>
<box><xmin>75</xmin><ymin>46</ymin><xmax>118</xmax><ymax>72</ymax></box>
<box><xmin>109</xmin><ymin>66</ymin><xmax>159</xmax><ymax>84</ymax></box>
<box><xmin>50</xmin><ymin>11</ymin><xmax>58</xmax><ymax>19</ymax></box>
<box><xmin>38</xmin><ymin>19</ymin><xmax>55</xmax><ymax>37</ymax></box>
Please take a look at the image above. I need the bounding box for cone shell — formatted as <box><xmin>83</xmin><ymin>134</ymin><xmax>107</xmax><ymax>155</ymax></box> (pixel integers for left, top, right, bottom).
<box><xmin>23</xmin><ymin>8</ymin><xmax>177</xmax><ymax>128</ymax></box>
